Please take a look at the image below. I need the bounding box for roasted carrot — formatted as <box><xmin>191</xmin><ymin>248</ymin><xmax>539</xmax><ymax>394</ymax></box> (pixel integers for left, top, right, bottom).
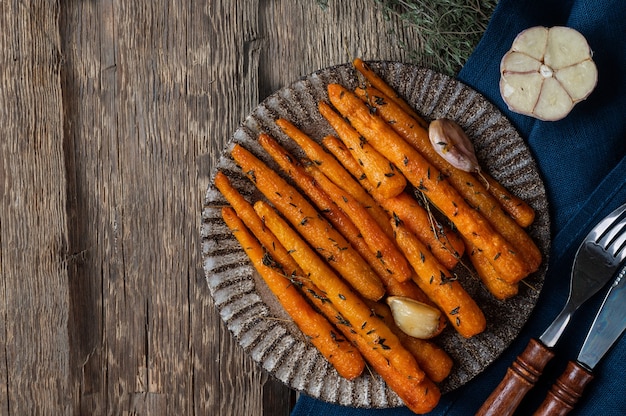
<box><xmin>218</xmin><ymin>172</ymin><xmax>444</xmax><ymax>396</ymax></box>
<box><xmin>318</xmin><ymin>101</ymin><xmax>406</xmax><ymax>199</ymax></box>
<box><xmin>257</xmin><ymin>132</ymin><xmax>409</xmax><ymax>290</ymax></box>
<box><xmin>254</xmin><ymin>200</ymin><xmax>427</xmax><ymax>383</ymax></box>
<box><xmin>306</xmin><ymin>290</ymin><xmax>441</xmax><ymax>414</ymax></box>
<box><xmin>231</xmin><ymin>143</ymin><xmax>385</xmax><ymax>301</ymax></box>
<box><xmin>276</xmin><ymin>117</ymin><xmax>393</xmax><ymax>236</ymax></box>
<box><xmin>215</xmin><ymin>171</ymin><xmax>301</xmax><ymax>275</ymax></box>
<box><xmin>222</xmin><ymin>206</ymin><xmax>365</xmax><ymax>380</ymax></box>
<box><xmin>352</xmin><ymin>58</ymin><xmax>428</xmax><ymax>129</ymax></box>
<box><xmin>392</xmin><ymin>219</ymin><xmax>487</xmax><ymax>338</ymax></box>
<box><xmin>351</xmin><ymin>334</ymin><xmax>441</xmax><ymax>414</ymax></box>
<box><xmin>306</xmin><ymin>165</ymin><xmax>413</xmax><ymax>283</ymax></box>
<box><xmin>464</xmin><ymin>237</ymin><xmax>519</xmax><ymax>300</ymax></box>
<box><xmin>380</xmin><ymin>192</ymin><xmax>465</xmax><ymax>270</ymax></box>
<box><xmin>368</xmin><ymin>301</ymin><xmax>452</xmax><ymax>383</ymax></box>
<box><xmin>328</xmin><ymin>83</ymin><xmax>532</xmax><ymax>285</ymax></box>
<box><xmin>257</xmin><ymin>133</ymin><xmax>438</xmax><ymax>313</ymax></box>
<box><xmin>257</xmin><ymin>132</ymin><xmax>362</xmax><ymax>248</ymax></box>
<box><xmin>352</xmin><ymin>62</ymin><xmax>535</xmax><ymax>228</ymax></box>
<box><xmin>401</xmin><ymin>337</ymin><xmax>453</xmax><ymax>385</ymax></box>
<box><xmin>322</xmin><ymin>135</ymin><xmax>464</xmax><ymax>270</ymax></box>
<box><xmin>480</xmin><ymin>172</ymin><xmax>536</xmax><ymax>228</ymax></box>
<box><xmin>355</xmin><ymin>85</ymin><xmax>542</xmax><ymax>273</ymax></box>
<box><xmin>217</xmin><ymin>172</ymin><xmax>375</xmax><ymax>377</ymax></box>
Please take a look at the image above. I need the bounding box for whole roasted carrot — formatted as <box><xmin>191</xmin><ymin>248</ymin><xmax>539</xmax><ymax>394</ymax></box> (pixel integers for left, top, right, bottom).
<box><xmin>217</xmin><ymin>172</ymin><xmax>375</xmax><ymax>378</ymax></box>
<box><xmin>392</xmin><ymin>219</ymin><xmax>487</xmax><ymax>338</ymax></box>
<box><xmin>218</xmin><ymin>172</ymin><xmax>440</xmax><ymax>407</ymax></box>
<box><xmin>318</xmin><ymin>101</ymin><xmax>406</xmax><ymax>199</ymax></box>
<box><xmin>322</xmin><ymin>135</ymin><xmax>465</xmax><ymax>271</ymax></box>
<box><xmin>215</xmin><ymin>170</ymin><xmax>302</xmax><ymax>279</ymax></box>
<box><xmin>464</xmin><ymin>237</ymin><xmax>519</xmax><ymax>300</ymax></box>
<box><xmin>480</xmin><ymin>172</ymin><xmax>536</xmax><ymax>228</ymax></box>
<box><xmin>306</xmin><ymin>164</ymin><xmax>413</xmax><ymax>283</ymax></box>
<box><xmin>306</xmin><ymin>286</ymin><xmax>442</xmax><ymax>414</ymax></box>
<box><xmin>257</xmin><ymin>132</ymin><xmax>407</xmax><ymax>288</ymax></box>
<box><xmin>353</xmin><ymin>334</ymin><xmax>441</xmax><ymax>414</ymax></box>
<box><xmin>254</xmin><ymin>200</ymin><xmax>427</xmax><ymax>384</ymax></box>
<box><xmin>355</xmin><ymin>85</ymin><xmax>541</xmax><ymax>272</ymax></box>
<box><xmin>352</xmin><ymin>60</ymin><xmax>536</xmax><ymax>229</ymax></box>
<box><xmin>231</xmin><ymin>143</ymin><xmax>385</xmax><ymax>301</ymax></box>
<box><xmin>327</xmin><ymin>83</ymin><xmax>532</xmax><ymax>285</ymax></box>
<box><xmin>222</xmin><ymin>206</ymin><xmax>365</xmax><ymax>380</ymax></box>
<box><xmin>275</xmin><ymin>117</ymin><xmax>393</xmax><ymax>237</ymax></box>
<box><xmin>352</xmin><ymin>58</ymin><xmax>428</xmax><ymax>128</ymax></box>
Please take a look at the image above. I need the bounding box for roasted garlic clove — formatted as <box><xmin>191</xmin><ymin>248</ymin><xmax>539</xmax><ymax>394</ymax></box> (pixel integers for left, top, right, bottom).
<box><xmin>428</xmin><ymin>118</ymin><xmax>480</xmax><ymax>173</ymax></box>
<box><xmin>386</xmin><ymin>296</ymin><xmax>442</xmax><ymax>339</ymax></box>
<box><xmin>500</xmin><ymin>26</ymin><xmax>598</xmax><ymax>121</ymax></box>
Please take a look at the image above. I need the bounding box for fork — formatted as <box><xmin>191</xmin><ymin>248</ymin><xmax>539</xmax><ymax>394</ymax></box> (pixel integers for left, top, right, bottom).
<box><xmin>476</xmin><ymin>202</ymin><xmax>626</xmax><ymax>416</ymax></box>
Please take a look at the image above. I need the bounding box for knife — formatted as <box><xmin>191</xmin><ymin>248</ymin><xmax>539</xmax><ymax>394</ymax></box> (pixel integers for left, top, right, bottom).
<box><xmin>533</xmin><ymin>264</ymin><xmax>626</xmax><ymax>416</ymax></box>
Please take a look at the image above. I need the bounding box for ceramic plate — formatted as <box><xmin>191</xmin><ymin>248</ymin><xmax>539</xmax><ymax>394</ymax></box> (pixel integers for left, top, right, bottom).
<box><xmin>201</xmin><ymin>61</ymin><xmax>550</xmax><ymax>408</ymax></box>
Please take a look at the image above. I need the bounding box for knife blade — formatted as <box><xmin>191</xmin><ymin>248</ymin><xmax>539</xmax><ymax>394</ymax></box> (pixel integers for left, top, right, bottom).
<box><xmin>533</xmin><ymin>264</ymin><xmax>626</xmax><ymax>416</ymax></box>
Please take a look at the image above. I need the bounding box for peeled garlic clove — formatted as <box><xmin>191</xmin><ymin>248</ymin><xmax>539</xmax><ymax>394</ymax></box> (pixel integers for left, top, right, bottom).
<box><xmin>386</xmin><ymin>296</ymin><xmax>442</xmax><ymax>339</ymax></box>
<box><xmin>428</xmin><ymin>118</ymin><xmax>480</xmax><ymax>173</ymax></box>
<box><xmin>500</xmin><ymin>26</ymin><xmax>598</xmax><ymax>121</ymax></box>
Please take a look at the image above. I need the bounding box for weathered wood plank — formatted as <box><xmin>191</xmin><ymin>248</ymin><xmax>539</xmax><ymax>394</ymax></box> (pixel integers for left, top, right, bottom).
<box><xmin>0</xmin><ymin>0</ymin><xmax>68</xmax><ymax>415</ymax></box>
<box><xmin>60</xmin><ymin>0</ymin><xmax>120</xmax><ymax>413</ymax></box>
<box><xmin>200</xmin><ymin>0</ymin><xmax>275</xmax><ymax>414</ymax></box>
<box><xmin>2</xmin><ymin>1</ymin><xmax>426</xmax><ymax>415</ymax></box>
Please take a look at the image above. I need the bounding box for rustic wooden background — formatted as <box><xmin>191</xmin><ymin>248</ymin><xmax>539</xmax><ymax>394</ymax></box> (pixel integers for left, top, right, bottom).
<box><xmin>0</xmin><ymin>1</ymin><xmax>433</xmax><ymax>414</ymax></box>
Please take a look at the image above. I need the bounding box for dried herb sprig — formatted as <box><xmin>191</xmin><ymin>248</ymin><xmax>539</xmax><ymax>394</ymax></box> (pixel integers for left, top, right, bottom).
<box><xmin>371</xmin><ymin>0</ymin><xmax>497</xmax><ymax>75</ymax></box>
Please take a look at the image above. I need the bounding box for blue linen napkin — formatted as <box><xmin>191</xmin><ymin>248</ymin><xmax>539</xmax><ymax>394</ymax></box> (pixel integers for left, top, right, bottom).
<box><xmin>291</xmin><ymin>0</ymin><xmax>626</xmax><ymax>414</ymax></box>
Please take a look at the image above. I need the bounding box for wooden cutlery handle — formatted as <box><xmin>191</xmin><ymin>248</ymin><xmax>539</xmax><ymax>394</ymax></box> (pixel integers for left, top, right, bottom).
<box><xmin>476</xmin><ymin>338</ymin><xmax>555</xmax><ymax>416</ymax></box>
<box><xmin>533</xmin><ymin>361</ymin><xmax>594</xmax><ymax>416</ymax></box>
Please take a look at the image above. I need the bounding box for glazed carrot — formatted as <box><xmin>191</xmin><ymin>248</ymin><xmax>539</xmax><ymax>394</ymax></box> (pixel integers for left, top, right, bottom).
<box><xmin>351</xmin><ymin>334</ymin><xmax>441</xmax><ymax>414</ymax></box>
<box><xmin>257</xmin><ymin>132</ymin><xmax>362</xmax><ymax>246</ymax></box>
<box><xmin>307</xmin><ymin>293</ymin><xmax>441</xmax><ymax>414</ymax></box>
<box><xmin>215</xmin><ymin>171</ymin><xmax>301</xmax><ymax>275</ymax></box>
<box><xmin>480</xmin><ymin>172</ymin><xmax>536</xmax><ymax>228</ymax></box>
<box><xmin>276</xmin><ymin>117</ymin><xmax>393</xmax><ymax>236</ymax></box>
<box><xmin>352</xmin><ymin>57</ymin><xmax>428</xmax><ymax>129</ymax></box>
<box><xmin>217</xmin><ymin>172</ymin><xmax>375</xmax><ymax>377</ymax></box>
<box><xmin>368</xmin><ymin>301</ymin><xmax>452</xmax><ymax>383</ymax></box>
<box><xmin>306</xmin><ymin>165</ymin><xmax>413</xmax><ymax>283</ymax></box>
<box><xmin>231</xmin><ymin>143</ymin><xmax>385</xmax><ymax>301</ymax></box>
<box><xmin>322</xmin><ymin>135</ymin><xmax>464</xmax><ymax>270</ymax></box>
<box><xmin>402</xmin><ymin>337</ymin><xmax>453</xmax><ymax>385</ymax></box>
<box><xmin>222</xmin><ymin>207</ymin><xmax>365</xmax><ymax>380</ymax></box>
<box><xmin>258</xmin><ymin>132</ymin><xmax>407</xmax><ymax>288</ymax></box>
<box><xmin>381</xmin><ymin>192</ymin><xmax>465</xmax><ymax>270</ymax></box>
<box><xmin>355</xmin><ymin>85</ymin><xmax>541</xmax><ymax>272</ymax></box>
<box><xmin>254</xmin><ymin>200</ymin><xmax>427</xmax><ymax>383</ymax></box>
<box><xmin>351</xmin><ymin>62</ymin><xmax>535</xmax><ymax>228</ymax></box>
<box><xmin>218</xmin><ymin>172</ymin><xmax>442</xmax><ymax>393</ymax></box>
<box><xmin>392</xmin><ymin>219</ymin><xmax>487</xmax><ymax>338</ymax></box>
<box><xmin>464</xmin><ymin>237</ymin><xmax>519</xmax><ymax>300</ymax></box>
<box><xmin>328</xmin><ymin>83</ymin><xmax>532</xmax><ymax>285</ymax></box>
<box><xmin>318</xmin><ymin>101</ymin><xmax>406</xmax><ymax>199</ymax></box>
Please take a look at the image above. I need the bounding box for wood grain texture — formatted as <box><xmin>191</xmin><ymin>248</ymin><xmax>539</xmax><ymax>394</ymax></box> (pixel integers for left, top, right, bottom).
<box><xmin>1</xmin><ymin>0</ymin><xmax>68</xmax><ymax>415</ymax></box>
<box><xmin>2</xmin><ymin>0</ymin><xmax>424</xmax><ymax>414</ymax></box>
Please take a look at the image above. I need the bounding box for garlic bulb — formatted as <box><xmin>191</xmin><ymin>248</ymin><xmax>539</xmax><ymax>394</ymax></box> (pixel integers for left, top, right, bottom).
<box><xmin>386</xmin><ymin>296</ymin><xmax>442</xmax><ymax>339</ymax></box>
<box><xmin>499</xmin><ymin>26</ymin><xmax>598</xmax><ymax>121</ymax></box>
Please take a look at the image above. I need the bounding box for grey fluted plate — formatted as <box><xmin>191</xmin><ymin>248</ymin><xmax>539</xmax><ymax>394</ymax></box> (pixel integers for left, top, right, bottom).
<box><xmin>201</xmin><ymin>61</ymin><xmax>550</xmax><ymax>409</ymax></box>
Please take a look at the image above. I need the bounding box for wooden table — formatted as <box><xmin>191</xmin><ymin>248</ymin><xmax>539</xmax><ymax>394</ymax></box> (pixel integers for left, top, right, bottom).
<box><xmin>0</xmin><ymin>1</ymin><xmax>429</xmax><ymax>414</ymax></box>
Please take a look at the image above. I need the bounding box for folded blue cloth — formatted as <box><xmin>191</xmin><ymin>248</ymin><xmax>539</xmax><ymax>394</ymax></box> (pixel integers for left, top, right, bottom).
<box><xmin>291</xmin><ymin>0</ymin><xmax>626</xmax><ymax>414</ymax></box>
